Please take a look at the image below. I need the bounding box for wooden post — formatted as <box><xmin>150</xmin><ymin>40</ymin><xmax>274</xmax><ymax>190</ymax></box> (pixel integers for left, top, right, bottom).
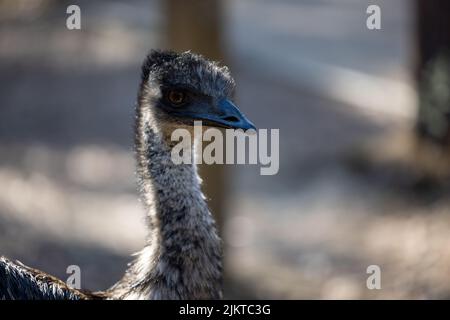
<box><xmin>415</xmin><ymin>0</ymin><xmax>450</xmax><ymax>145</ymax></box>
<box><xmin>164</xmin><ymin>0</ymin><xmax>228</xmax><ymax>232</ymax></box>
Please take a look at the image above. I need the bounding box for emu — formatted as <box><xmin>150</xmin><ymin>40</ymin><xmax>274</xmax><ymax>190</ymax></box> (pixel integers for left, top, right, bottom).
<box><xmin>0</xmin><ymin>50</ymin><xmax>255</xmax><ymax>300</ymax></box>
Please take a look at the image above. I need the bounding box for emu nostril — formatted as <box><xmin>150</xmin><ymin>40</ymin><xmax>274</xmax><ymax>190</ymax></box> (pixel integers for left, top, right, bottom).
<box><xmin>223</xmin><ymin>116</ymin><xmax>240</xmax><ymax>123</ymax></box>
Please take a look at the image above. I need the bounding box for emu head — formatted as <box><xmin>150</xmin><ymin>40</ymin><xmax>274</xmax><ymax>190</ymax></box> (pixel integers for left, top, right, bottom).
<box><xmin>138</xmin><ymin>50</ymin><xmax>255</xmax><ymax>138</ymax></box>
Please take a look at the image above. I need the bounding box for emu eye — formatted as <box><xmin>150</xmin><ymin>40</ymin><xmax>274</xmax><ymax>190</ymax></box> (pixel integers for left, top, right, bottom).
<box><xmin>167</xmin><ymin>90</ymin><xmax>186</xmax><ymax>106</ymax></box>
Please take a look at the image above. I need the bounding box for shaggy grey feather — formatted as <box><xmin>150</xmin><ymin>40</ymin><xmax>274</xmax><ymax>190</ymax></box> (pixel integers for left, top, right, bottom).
<box><xmin>0</xmin><ymin>50</ymin><xmax>235</xmax><ymax>300</ymax></box>
<box><xmin>0</xmin><ymin>257</ymin><xmax>99</xmax><ymax>300</ymax></box>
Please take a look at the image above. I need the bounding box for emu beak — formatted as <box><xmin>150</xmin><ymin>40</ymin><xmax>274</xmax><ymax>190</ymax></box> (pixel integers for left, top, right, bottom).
<box><xmin>201</xmin><ymin>99</ymin><xmax>256</xmax><ymax>131</ymax></box>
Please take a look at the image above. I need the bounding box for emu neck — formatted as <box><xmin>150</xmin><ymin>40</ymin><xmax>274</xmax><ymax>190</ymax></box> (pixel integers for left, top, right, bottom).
<box><xmin>112</xmin><ymin>109</ymin><xmax>222</xmax><ymax>300</ymax></box>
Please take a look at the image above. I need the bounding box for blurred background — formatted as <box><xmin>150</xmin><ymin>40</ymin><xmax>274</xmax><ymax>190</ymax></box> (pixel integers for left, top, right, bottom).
<box><xmin>1</xmin><ymin>0</ymin><xmax>450</xmax><ymax>299</ymax></box>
